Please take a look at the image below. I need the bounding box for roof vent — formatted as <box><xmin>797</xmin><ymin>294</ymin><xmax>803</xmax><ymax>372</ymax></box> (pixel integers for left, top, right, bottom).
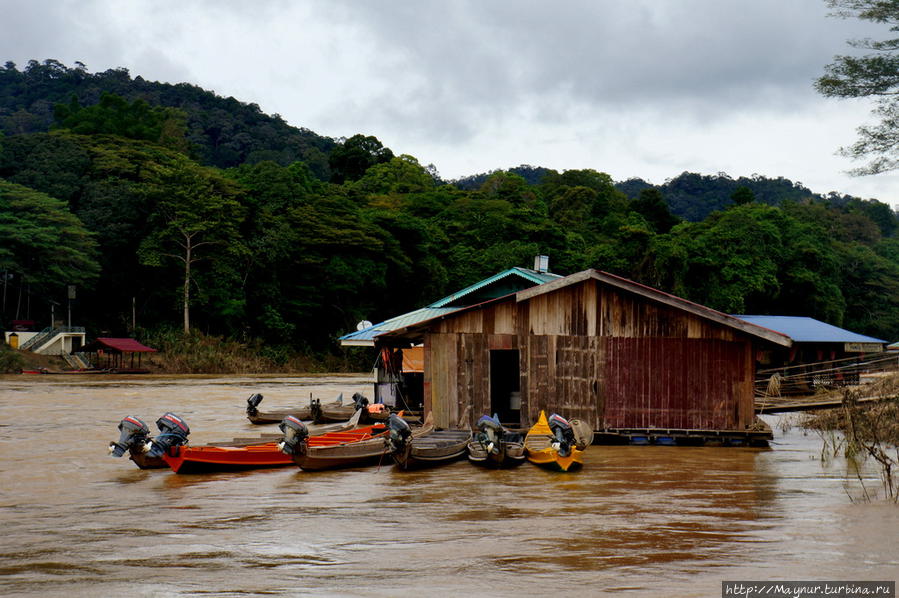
<box><xmin>534</xmin><ymin>255</ymin><xmax>549</xmax><ymax>273</ymax></box>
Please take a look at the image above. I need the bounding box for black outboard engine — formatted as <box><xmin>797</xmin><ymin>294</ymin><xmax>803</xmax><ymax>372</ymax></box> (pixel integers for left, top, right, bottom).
<box><xmin>352</xmin><ymin>393</ymin><xmax>369</xmax><ymax>410</ymax></box>
<box><xmin>387</xmin><ymin>413</ymin><xmax>413</xmax><ymax>454</ymax></box>
<box><xmin>146</xmin><ymin>412</ymin><xmax>190</xmax><ymax>458</ymax></box>
<box><xmin>476</xmin><ymin>414</ymin><xmax>505</xmax><ymax>455</ymax></box>
<box><xmin>548</xmin><ymin>413</ymin><xmax>576</xmax><ymax>458</ymax></box>
<box><xmin>278</xmin><ymin>415</ymin><xmax>309</xmax><ymax>455</ymax></box>
<box><xmin>246</xmin><ymin>393</ymin><xmax>264</xmax><ymax>416</ymax></box>
<box><xmin>108</xmin><ymin>416</ymin><xmax>151</xmax><ymax>457</ymax></box>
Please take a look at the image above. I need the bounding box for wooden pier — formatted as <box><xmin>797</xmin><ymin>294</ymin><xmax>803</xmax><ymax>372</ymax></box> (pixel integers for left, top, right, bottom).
<box><xmin>754</xmin><ymin>352</ymin><xmax>898</xmax><ymax>414</ymax></box>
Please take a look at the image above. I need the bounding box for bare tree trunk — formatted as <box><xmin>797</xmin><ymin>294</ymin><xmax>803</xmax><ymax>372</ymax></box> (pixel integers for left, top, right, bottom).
<box><xmin>183</xmin><ymin>237</ymin><xmax>191</xmax><ymax>334</ymax></box>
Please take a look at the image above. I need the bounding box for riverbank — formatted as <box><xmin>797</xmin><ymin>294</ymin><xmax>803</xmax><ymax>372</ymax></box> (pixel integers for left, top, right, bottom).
<box><xmin>1</xmin><ymin>331</ymin><xmax>375</xmax><ymax>375</ymax></box>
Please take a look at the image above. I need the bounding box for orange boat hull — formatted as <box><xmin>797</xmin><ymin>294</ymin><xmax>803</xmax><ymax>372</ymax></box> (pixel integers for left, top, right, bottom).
<box><xmin>163</xmin><ymin>443</ymin><xmax>293</xmax><ymax>474</ymax></box>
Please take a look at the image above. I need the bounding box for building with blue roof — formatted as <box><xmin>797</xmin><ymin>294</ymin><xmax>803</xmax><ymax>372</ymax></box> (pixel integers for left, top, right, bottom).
<box><xmin>733</xmin><ymin>315</ymin><xmax>886</xmax><ymax>367</ymax></box>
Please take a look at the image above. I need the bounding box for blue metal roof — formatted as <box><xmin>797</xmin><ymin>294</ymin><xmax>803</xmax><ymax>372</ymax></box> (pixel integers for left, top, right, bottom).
<box><xmin>733</xmin><ymin>315</ymin><xmax>887</xmax><ymax>344</ymax></box>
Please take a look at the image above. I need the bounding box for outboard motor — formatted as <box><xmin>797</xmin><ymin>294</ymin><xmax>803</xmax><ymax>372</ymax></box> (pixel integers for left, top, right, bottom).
<box><xmin>108</xmin><ymin>416</ymin><xmax>151</xmax><ymax>457</ymax></box>
<box><xmin>146</xmin><ymin>412</ymin><xmax>190</xmax><ymax>458</ymax></box>
<box><xmin>246</xmin><ymin>393</ymin><xmax>264</xmax><ymax>416</ymax></box>
<box><xmin>476</xmin><ymin>414</ymin><xmax>505</xmax><ymax>455</ymax></box>
<box><xmin>278</xmin><ymin>415</ymin><xmax>309</xmax><ymax>455</ymax></box>
<box><xmin>548</xmin><ymin>413</ymin><xmax>576</xmax><ymax>458</ymax></box>
<box><xmin>387</xmin><ymin>413</ymin><xmax>413</xmax><ymax>454</ymax></box>
<box><xmin>352</xmin><ymin>393</ymin><xmax>370</xmax><ymax>410</ymax></box>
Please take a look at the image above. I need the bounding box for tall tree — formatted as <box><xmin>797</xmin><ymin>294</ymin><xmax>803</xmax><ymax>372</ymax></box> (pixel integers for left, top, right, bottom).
<box><xmin>816</xmin><ymin>0</ymin><xmax>899</xmax><ymax>174</ymax></box>
<box><xmin>138</xmin><ymin>159</ymin><xmax>245</xmax><ymax>333</ymax></box>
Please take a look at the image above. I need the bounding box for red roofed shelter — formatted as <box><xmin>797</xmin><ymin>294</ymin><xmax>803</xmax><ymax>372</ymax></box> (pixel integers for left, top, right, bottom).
<box><xmin>79</xmin><ymin>337</ymin><xmax>157</xmax><ymax>372</ymax></box>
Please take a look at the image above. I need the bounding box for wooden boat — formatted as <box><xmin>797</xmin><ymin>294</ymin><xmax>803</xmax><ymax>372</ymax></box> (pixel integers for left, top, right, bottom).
<box><xmin>386</xmin><ymin>413</ymin><xmax>464</xmax><ymax>470</ymax></box>
<box><xmin>524</xmin><ymin>411</ymin><xmax>586</xmax><ymax>472</ymax></box>
<box><xmin>365</xmin><ymin>403</ymin><xmax>423</xmax><ymax>424</ymax></box>
<box><xmin>281</xmin><ymin>417</ymin><xmax>426</xmax><ymax>471</ymax></box>
<box><xmin>467</xmin><ymin>414</ymin><xmax>526</xmax><ymax>468</ymax></box>
<box><xmin>245</xmin><ymin>393</ymin><xmax>355</xmax><ymax>424</ymax></box>
<box><xmin>138</xmin><ymin>410</ymin><xmax>363</xmax><ymax>474</ymax></box>
<box><xmin>279</xmin><ymin>414</ymin><xmax>400</xmax><ymax>471</ymax></box>
<box><xmin>315</xmin><ymin>392</ymin><xmax>371</xmax><ymax>423</ymax></box>
<box><xmin>247</xmin><ymin>392</ymin><xmax>342</xmax><ymax>424</ymax></box>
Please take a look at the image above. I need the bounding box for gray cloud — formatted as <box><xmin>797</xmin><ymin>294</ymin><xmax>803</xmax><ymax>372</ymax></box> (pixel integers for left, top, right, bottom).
<box><xmin>318</xmin><ymin>0</ymin><xmax>884</xmax><ymax>137</ymax></box>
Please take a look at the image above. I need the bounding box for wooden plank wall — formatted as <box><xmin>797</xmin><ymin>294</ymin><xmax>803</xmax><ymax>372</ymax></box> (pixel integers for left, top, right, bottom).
<box><xmin>602</xmin><ymin>337</ymin><xmax>750</xmax><ymax>429</ymax></box>
<box><xmin>424</xmin><ymin>330</ymin><xmax>518</xmax><ymax>429</ymax></box>
<box><xmin>423</xmin><ymin>278</ymin><xmax>758</xmax><ymax>431</ymax></box>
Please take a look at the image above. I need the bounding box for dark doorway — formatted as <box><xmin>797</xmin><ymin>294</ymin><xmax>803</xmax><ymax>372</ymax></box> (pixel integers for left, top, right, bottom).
<box><xmin>490</xmin><ymin>350</ymin><xmax>520</xmax><ymax>425</ymax></box>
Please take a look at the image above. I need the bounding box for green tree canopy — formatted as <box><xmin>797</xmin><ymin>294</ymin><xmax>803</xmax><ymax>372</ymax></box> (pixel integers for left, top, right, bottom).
<box><xmin>816</xmin><ymin>0</ymin><xmax>899</xmax><ymax>173</ymax></box>
<box><xmin>328</xmin><ymin>134</ymin><xmax>394</xmax><ymax>184</ymax></box>
<box><xmin>138</xmin><ymin>157</ymin><xmax>245</xmax><ymax>332</ymax></box>
<box><xmin>54</xmin><ymin>92</ymin><xmax>188</xmax><ymax>153</ymax></box>
<box><xmin>0</xmin><ymin>178</ymin><xmax>99</xmax><ymax>298</ymax></box>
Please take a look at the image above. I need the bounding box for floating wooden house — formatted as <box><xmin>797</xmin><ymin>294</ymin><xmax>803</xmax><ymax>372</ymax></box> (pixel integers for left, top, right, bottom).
<box><xmin>339</xmin><ymin>262</ymin><xmax>560</xmax><ymax>409</ymax></box>
<box><xmin>377</xmin><ymin>268</ymin><xmax>792</xmax><ymax>444</ymax></box>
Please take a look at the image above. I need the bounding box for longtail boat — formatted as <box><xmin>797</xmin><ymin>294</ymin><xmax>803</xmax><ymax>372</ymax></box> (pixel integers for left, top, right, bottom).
<box><xmin>386</xmin><ymin>413</ymin><xmax>465</xmax><ymax>470</ymax></box>
<box><xmin>111</xmin><ymin>415</ymin><xmax>284</xmax><ymax>470</ymax></box>
<box><xmin>314</xmin><ymin>392</ymin><xmax>371</xmax><ymax>423</ymax></box>
<box><xmin>279</xmin><ymin>414</ymin><xmax>408</xmax><ymax>471</ymax></box>
<box><xmin>523</xmin><ymin>411</ymin><xmax>587</xmax><ymax>472</ymax></box>
<box><xmin>137</xmin><ymin>410</ymin><xmax>363</xmax><ymax>474</ymax></box>
<box><xmin>467</xmin><ymin>414</ymin><xmax>526</xmax><ymax>468</ymax></box>
<box><xmin>246</xmin><ymin>393</ymin><xmax>355</xmax><ymax>424</ymax></box>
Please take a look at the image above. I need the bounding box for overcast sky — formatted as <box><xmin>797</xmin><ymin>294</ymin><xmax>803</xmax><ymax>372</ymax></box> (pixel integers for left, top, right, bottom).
<box><xmin>3</xmin><ymin>0</ymin><xmax>897</xmax><ymax>204</ymax></box>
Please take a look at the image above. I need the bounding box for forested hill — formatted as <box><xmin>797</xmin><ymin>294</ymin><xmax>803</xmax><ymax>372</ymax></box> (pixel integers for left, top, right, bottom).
<box><xmin>0</xmin><ymin>60</ymin><xmax>335</xmax><ymax>177</ymax></box>
<box><xmin>616</xmin><ymin>172</ymin><xmax>855</xmax><ymax>222</ymax></box>
<box><xmin>2</xmin><ymin>59</ymin><xmax>898</xmax><ymax>363</ymax></box>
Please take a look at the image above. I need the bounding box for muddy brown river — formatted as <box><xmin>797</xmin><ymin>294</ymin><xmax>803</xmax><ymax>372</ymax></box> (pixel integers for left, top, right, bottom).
<box><xmin>1</xmin><ymin>374</ymin><xmax>897</xmax><ymax>597</ymax></box>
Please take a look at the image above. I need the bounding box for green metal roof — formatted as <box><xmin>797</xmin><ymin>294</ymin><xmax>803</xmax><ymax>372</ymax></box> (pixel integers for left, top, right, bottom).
<box><xmin>428</xmin><ymin>267</ymin><xmax>561</xmax><ymax>308</ymax></box>
<box><xmin>339</xmin><ymin>266</ymin><xmax>560</xmax><ymax>346</ymax></box>
<box><xmin>339</xmin><ymin>307</ymin><xmax>461</xmax><ymax>346</ymax></box>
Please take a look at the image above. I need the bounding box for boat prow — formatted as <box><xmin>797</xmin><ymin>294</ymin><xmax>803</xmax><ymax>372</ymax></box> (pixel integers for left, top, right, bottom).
<box><xmin>524</xmin><ymin>411</ymin><xmax>586</xmax><ymax>472</ymax></box>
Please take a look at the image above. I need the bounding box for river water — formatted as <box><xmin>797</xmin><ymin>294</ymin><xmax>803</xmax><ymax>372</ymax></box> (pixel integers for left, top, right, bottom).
<box><xmin>0</xmin><ymin>374</ymin><xmax>897</xmax><ymax>597</ymax></box>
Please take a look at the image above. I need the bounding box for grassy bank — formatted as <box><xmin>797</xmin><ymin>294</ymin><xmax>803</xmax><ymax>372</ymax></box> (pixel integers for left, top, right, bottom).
<box><xmin>139</xmin><ymin>329</ymin><xmax>376</xmax><ymax>374</ymax></box>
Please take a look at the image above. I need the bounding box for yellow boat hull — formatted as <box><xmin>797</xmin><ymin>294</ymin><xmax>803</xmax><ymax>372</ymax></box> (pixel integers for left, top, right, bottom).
<box><xmin>524</xmin><ymin>411</ymin><xmax>584</xmax><ymax>472</ymax></box>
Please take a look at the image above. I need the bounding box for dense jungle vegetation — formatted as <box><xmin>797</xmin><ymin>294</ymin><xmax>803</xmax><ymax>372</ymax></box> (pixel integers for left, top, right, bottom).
<box><xmin>1</xmin><ymin>60</ymin><xmax>898</xmax><ymax>367</ymax></box>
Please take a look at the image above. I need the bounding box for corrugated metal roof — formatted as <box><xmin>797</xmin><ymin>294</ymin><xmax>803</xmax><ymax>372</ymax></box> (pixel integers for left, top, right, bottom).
<box><xmin>428</xmin><ymin>267</ymin><xmax>561</xmax><ymax>308</ymax></box>
<box><xmin>733</xmin><ymin>316</ymin><xmax>887</xmax><ymax>344</ymax></box>
<box><xmin>339</xmin><ymin>307</ymin><xmax>461</xmax><ymax>346</ymax></box>
<box><xmin>382</xmin><ymin>269</ymin><xmax>794</xmax><ymax>348</ymax></box>
<box><xmin>340</xmin><ymin>266</ymin><xmax>561</xmax><ymax>346</ymax></box>
<box><xmin>81</xmin><ymin>337</ymin><xmax>157</xmax><ymax>352</ymax></box>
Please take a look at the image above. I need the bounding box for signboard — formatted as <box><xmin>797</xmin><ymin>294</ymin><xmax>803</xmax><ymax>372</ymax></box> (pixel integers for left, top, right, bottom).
<box><xmin>68</xmin><ymin>285</ymin><xmax>77</xmax><ymax>300</ymax></box>
<box><xmin>844</xmin><ymin>342</ymin><xmax>883</xmax><ymax>353</ymax></box>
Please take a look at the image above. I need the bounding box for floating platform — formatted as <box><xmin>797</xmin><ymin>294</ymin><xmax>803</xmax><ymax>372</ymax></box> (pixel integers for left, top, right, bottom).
<box><xmin>593</xmin><ymin>426</ymin><xmax>772</xmax><ymax>448</ymax></box>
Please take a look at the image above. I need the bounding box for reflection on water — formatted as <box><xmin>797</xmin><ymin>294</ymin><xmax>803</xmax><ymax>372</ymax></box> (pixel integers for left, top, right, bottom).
<box><xmin>0</xmin><ymin>375</ymin><xmax>897</xmax><ymax>597</ymax></box>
